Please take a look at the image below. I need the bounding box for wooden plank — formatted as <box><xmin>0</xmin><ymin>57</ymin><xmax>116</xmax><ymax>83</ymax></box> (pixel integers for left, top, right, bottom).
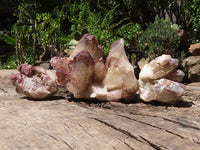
<box><xmin>0</xmin><ymin>70</ymin><xmax>200</xmax><ymax>150</ymax></box>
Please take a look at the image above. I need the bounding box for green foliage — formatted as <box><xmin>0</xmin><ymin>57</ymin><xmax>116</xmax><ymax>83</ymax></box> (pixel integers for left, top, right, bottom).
<box><xmin>6</xmin><ymin>0</ymin><xmax>194</xmax><ymax>68</ymax></box>
<box><xmin>0</xmin><ymin>30</ymin><xmax>15</xmax><ymax>45</ymax></box>
<box><xmin>138</xmin><ymin>17</ymin><xmax>180</xmax><ymax>59</ymax></box>
<box><xmin>12</xmin><ymin>1</ymin><xmax>70</xmax><ymax>65</ymax></box>
<box><xmin>187</xmin><ymin>0</ymin><xmax>200</xmax><ymax>42</ymax></box>
<box><xmin>66</xmin><ymin>0</ymin><xmax>141</xmax><ymax>55</ymax></box>
<box><xmin>12</xmin><ymin>1</ymin><xmax>38</xmax><ymax>64</ymax></box>
<box><xmin>84</xmin><ymin>3</ymin><xmax>122</xmax><ymax>55</ymax></box>
<box><xmin>2</xmin><ymin>35</ymin><xmax>15</xmax><ymax>45</ymax></box>
<box><xmin>131</xmin><ymin>53</ymin><xmax>136</xmax><ymax>60</ymax></box>
<box><xmin>36</xmin><ymin>7</ymin><xmax>68</xmax><ymax>48</ymax></box>
<box><xmin>0</xmin><ymin>54</ymin><xmax>17</xmax><ymax>69</ymax></box>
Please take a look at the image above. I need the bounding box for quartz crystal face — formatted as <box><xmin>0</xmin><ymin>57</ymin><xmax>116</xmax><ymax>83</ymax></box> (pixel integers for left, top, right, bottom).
<box><xmin>139</xmin><ymin>55</ymin><xmax>179</xmax><ymax>80</ymax></box>
<box><xmin>139</xmin><ymin>79</ymin><xmax>185</xmax><ymax>104</ymax></box>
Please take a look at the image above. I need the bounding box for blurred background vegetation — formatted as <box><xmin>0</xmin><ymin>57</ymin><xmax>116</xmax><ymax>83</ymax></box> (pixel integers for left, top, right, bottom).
<box><xmin>0</xmin><ymin>0</ymin><xmax>199</xmax><ymax>69</ymax></box>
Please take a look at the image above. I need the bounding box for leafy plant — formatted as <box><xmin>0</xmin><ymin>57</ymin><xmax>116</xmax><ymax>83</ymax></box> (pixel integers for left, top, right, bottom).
<box><xmin>2</xmin><ymin>35</ymin><xmax>15</xmax><ymax>45</ymax></box>
<box><xmin>12</xmin><ymin>1</ymin><xmax>70</xmax><ymax>65</ymax></box>
<box><xmin>0</xmin><ymin>54</ymin><xmax>17</xmax><ymax>69</ymax></box>
<box><xmin>8</xmin><ymin>0</ymin><xmax>143</xmax><ymax>65</ymax></box>
<box><xmin>36</xmin><ymin>5</ymin><xmax>72</xmax><ymax>48</ymax></box>
<box><xmin>12</xmin><ymin>1</ymin><xmax>38</xmax><ymax>65</ymax></box>
<box><xmin>66</xmin><ymin>0</ymin><xmax>141</xmax><ymax>55</ymax></box>
<box><xmin>0</xmin><ymin>30</ymin><xmax>15</xmax><ymax>45</ymax></box>
<box><xmin>138</xmin><ymin>17</ymin><xmax>180</xmax><ymax>59</ymax></box>
<box><xmin>186</xmin><ymin>0</ymin><xmax>200</xmax><ymax>43</ymax></box>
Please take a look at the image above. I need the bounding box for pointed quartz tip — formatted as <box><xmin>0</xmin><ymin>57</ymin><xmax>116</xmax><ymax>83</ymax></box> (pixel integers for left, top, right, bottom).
<box><xmin>74</xmin><ymin>50</ymin><xmax>94</xmax><ymax>65</ymax></box>
<box><xmin>83</xmin><ymin>34</ymin><xmax>95</xmax><ymax>40</ymax></box>
<box><xmin>80</xmin><ymin>34</ymin><xmax>97</xmax><ymax>46</ymax></box>
<box><xmin>106</xmin><ymin>39</ymin><xmax>128</xmax><ymax>64</ymax></box>
<box><xmin>110</xmin><ymin>39</ymin><xmax>123</xmax><ymax>49</ymax></box>
<box><xmin>70</xmin><ymin>33</ymin><xmax>103</xmax><ymax>60</ymax></box>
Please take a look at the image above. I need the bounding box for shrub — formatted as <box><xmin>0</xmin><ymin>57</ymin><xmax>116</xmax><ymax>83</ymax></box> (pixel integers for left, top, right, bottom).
<box><xmin>12</xmin><ymin>1</ymin><xmax>38</xmax><ymax>65</ymax></box>
<box><xmin>8</xmin><ymin>0</ymin><xmax>143</xmax><ymax>65</ymax></box>
<box><xmin>187</xmin><ymin>0</ymin><xmax>200</xmax><ymax>43</ymax></box>
<box><xmin>36</xmin><ymin>7</ymin><xmax>69</xmax><ymax>49</ymax></box>
<box><xmin>0</xmin><ymin>54</ymin><xmax>17</xmax><ymax>69</ymax></box>
<box><xmin>138</xmin><ymin>17</ymin><xmax>180</xmax><ymax>59</ymax></box>
<box><xmin>12</xmin><ymin>1</ymin><xmax>70</xmax><ymax>65</ymax></box>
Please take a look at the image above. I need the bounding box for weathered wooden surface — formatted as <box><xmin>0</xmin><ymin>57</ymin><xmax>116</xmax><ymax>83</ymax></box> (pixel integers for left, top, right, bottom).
<box><xmin>0</xmin><ymin>70</ymin><xmax>200</xmax><ymax>150</ymax></box>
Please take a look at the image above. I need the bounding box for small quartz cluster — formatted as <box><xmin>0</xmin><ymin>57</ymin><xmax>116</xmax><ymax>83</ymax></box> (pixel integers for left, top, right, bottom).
<box><xmin>139</xmin><ymin>55</ymin><xmax>185</xmax><ymax>104</ymax></box>
<box><xmin>10</xmin><ymin>64</ymin><xmax>58</xmax><ymax>99</ymax></box>
<box><xmin>50</xmin><ymin>34</ymin><xmax>138</xmax><ymax>101</ymax></box>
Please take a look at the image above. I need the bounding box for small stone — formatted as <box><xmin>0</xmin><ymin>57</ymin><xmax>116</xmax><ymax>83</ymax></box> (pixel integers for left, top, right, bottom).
<box><xmin>182</xmin><ymin>56</ymin><xmax>200</xmax><ymax>82</ymax></box>
<box><xmin>189</xmin><ymin>43</ymin><xmax>200</xmax><ymax>56</ymax></box>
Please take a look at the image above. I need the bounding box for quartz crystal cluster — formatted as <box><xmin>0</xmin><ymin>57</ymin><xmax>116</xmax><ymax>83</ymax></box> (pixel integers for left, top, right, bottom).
<box><xmin>50</xmin><ymin>34</ymin><xmax>138</xmax><ymax>101</ymax></box>
<box><xmin>139</xmin><ymin>55</ymin><xmax>185</xmax><ymax>104</ymax></box>
<box><xmin>10</xmin><ymin>64</ymin><xmax>58</xmax><ymax>99</ymax></box>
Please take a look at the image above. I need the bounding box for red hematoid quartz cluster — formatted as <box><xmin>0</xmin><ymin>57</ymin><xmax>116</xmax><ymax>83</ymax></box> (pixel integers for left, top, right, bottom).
<box><xmin>50</xmin><ymin>34</ymin><xmax>138</xmax><ymax>101</ymax></box>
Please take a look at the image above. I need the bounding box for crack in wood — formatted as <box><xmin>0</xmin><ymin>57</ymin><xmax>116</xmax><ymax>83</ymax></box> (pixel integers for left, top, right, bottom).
<box><xmin>0</xmin><ymin>88</ymin><xmax>8</xmax><ymax>93</ymax></box>
<box><xmin>60</xmin><ymin>139</ymin><xmax>74</xmax><ymax>150</ymax></box>
<box><xmin>118</xmin><ymin>115</ymin><xmax>185</xmax><ymax>139</ymax></box>
<box><xmin>39</xmin><ymin>130</ymin><xmax>73</xmax><ymax>149</ymax></box>
<box><xmin>64</xmin><ymin>123</ymin><xmax>70</xmax><ymax>129</ymax></box>
<box><xmin>129</xmin><ymin>112</ymin><xmax>159</xmax><ymax>118</ymax></box>
<box><xmin>41</xmin><ymin>131</ymin><xmax>60</xmax><ymax>142</ymax></box>
<box><xmin>78</xmin><ymin>123</ymin><xmax>92</xmax><ymax>137</ymax></box>
<box><xmin>124</xmin><ymin>113</ymin><xmax>200</xmax><ymax>145</ymax></box>
<box><xmin>194</xmin><ymin>140</ymin><xmax>200</xmax><ymax>145</ymax></box>
<box><xmin>164</xmin><ymin>129</ymin><xmax>184</xmax><ymax>139</ymax></box>
<box><xmin>163</xmin><ymin>118</ymin><xmax>200</xmax><ymax>130</ymax></box>
<box><xmin>129</xmin><ymin>112</ymin><xmax>200</xmax><ymax>131</ymax></box>
<box><xmin>112</xmin><ymin>145</ymin><xmax>117</xmax><ymax>150</ymax></box>
<box><xmin>123</xmin><ymin>141</ymin><xmax>135</xmax><ymax>150</ymax></box>
<box><xmin>139</xmin><ymin>136</ymin><xmax>162</xmax><ymax>150</ymax></box>
<box><xmin>90</xmin><ymin>117</ymin><xmax>143</xmax><ymax>143</ymax></box>
<box><xmin>90</xmin><ymin>117</ymin><xmax>167</xmax><ymax>150</ymax></box>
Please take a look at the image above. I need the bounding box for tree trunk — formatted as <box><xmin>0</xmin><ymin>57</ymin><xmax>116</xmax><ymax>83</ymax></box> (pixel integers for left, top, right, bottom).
<box><xmin>33</xmin><ymin>20</ymin><xmax>37</xmax><ymax>65</ymax></box>
<box><xmin>15</xmin><ymin>29</ymin><xmax>20</xmax><ymax>65</ymax></box>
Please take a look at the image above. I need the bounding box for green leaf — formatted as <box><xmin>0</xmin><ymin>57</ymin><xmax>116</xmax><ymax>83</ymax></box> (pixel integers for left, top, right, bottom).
<box><xmin>3</xmin><ymin>35</ymin><xmax>15</xmax><ymax>45</ymax></box>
